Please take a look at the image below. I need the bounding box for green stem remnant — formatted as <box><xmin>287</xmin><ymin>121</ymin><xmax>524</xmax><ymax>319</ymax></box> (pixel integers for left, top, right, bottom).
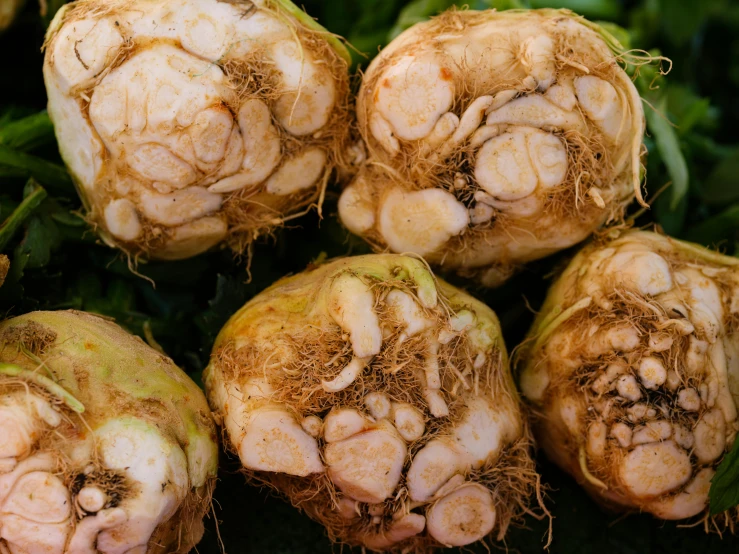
<box><xmin>272</xmin><ymin>0</ymin><xmax>352</xmax><ymax>65</ymax></box>
<box><xmin>532</xmin><ymin>296</ymin><xmax>593</xmax><ymax>354</ymax></box>
<box><xmin>0</xmin><ymin>361</ymin><xmax>85</xmax><ymax>413</ymax></box>
<box><xmin>0</xmin><ymin>180</ymin><xmax>48</xmax><ymax>251</ymax></box>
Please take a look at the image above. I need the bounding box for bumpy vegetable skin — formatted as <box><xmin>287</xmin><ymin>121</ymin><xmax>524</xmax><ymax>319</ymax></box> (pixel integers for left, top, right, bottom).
<box><xmin>0</xmin><ymin>310</ymin><xmax>218</xmax><ymax>553</ymax></box>
<box><xmin>519</xmin><ymin>230</ymin><xmax>739</xmax><ymax>521</ymax></box>
<box><xmin>205</xmin><ymin>254</ymin><xmax>538</xmax><ymax>551</ymax></box>
<box><xmin>340</xmin><ymin>9</ymin><xmax>644</xmax><ymax>285</ymax></box>
<box><xmin>43</xmin><ymin>0</ymin><xmax>351</xmax><ymax>260</ymax></box>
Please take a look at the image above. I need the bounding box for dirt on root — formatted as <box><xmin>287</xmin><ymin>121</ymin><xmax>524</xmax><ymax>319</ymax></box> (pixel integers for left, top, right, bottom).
<box><xmin>523</xmin><ymin>242</ymin><xmax>739</xmax><ymax>523</ymax></box>
<box><xmin>353</xmin><ymin>8</ymin><xmax>646</xmax><ymax>280</ymax></box>
<box><xmin>209</xmin><ymin>273</ymin><xmax>546</xmax><ymax>551</ymax></box>
<box><xmin>46</xmin><ymin>0</ymin><xmax>353</xmax><ymax>265</ymax></box>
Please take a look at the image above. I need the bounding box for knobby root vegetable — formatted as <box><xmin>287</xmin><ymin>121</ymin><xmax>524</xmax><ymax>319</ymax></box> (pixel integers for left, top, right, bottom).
<box><xmin>518</xmin><ymin>230</ymin><xmax>739</xmax><ymax>524</ymax></box>
<box><xmin>0</xmin><ymin>310</ymin><xmax>219</xmax><ymax>553</ymax></box>
<box><xmin>0</xmin><ymin>0</ymin><xmax>25</xmax><ymax>32</ymax></box>
<box><xmin>339</xmin><ymin>9</ymin><xmax>646</xmax><ymax>286</ymax></box>
<box><xmin>43</xmin><ymin>0</ymin><xmax>351</xmax><ymax>261</ymax></box>
<box><xmin>204</xmin><ymin>254</ymin><xmax>540</xmax><ymax>551</ymax></box>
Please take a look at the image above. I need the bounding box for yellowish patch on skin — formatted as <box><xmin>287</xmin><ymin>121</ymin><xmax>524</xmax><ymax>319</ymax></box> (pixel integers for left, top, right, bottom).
<box><xmin>205</xmin><ymin>254</ymin><xmax>530</xmax><ymax>550</ymax></box>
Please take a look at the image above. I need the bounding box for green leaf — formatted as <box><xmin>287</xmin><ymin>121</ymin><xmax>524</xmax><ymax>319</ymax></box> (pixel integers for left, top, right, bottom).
<box><xmin>17</xmin><ymin>216</ymin><xmax>59</xmax><ymax>269</ymax></box>
<box><xmin>529</xmin><ymin>0</ymin><xmax>621</xmax><ymax>20</ymax></box>
<box><xmin>0</xmin><ymin>145</ymin><xmax>73</xmax><ymax>193</ymax></box>
<box><xmin>339</xmin><ymin>0</ymin><xmax>406</xmax><ymax>62</ymax></box>
<box><xmin>479</xmin><ymin>0</ymin><xmax>528</xmax><ymax>9</ymax></box>
<box><xmin>0</xmin><ymin>196</ymin><xmax>19</xmax><ymax>221</ymax></box>
<box><xmin>666</xmin><ymin>85</ymin><xmax>717</xmax><ymax>136</ymax></box>
<box><xmin>702</xmin><ymin>148</ymin><xmax>739</xmax><ymax>205</ymax></box>
<box><xmin>0</xmin><ymin>111</ymin><xmax>55</xmax><ymax>152</ymax></box>
<box><xmin>0</xmin><ymin>181</ymin><xmax>48</xmax><ymax>252</ymax></box>
<box><xmin>654</xmin><ymin>188</ymin><xmax>687</xmax><ymax>235</ymax></box>
<box><xmin>388</xmin><ymin>0</ymin><xmax>455</xmax><ymax>40</ymax></box>
<box><xmin>594</xmin><ymin>21</ymin><xmax>632</xmax><ymax>50</ymax></box>
<box><xmin>272</xmin><ymin>0</ymin><xmax>352</xmax><ymax>65</ymax></box>
<box><xmin>659</xmin><ymin>0</ymin><xmax>711</xmax><ymax>46</ymax></box>
<box><xmin>387</xmin><ymin>0</ymin><xmax>528</xmax><ymax>40</ymax></box>
<box><xmin>677</xmin><ymin>98</ymin><xmax>711</xmax><ymax>136</ymax></box>
<box><xmin>644</xmin><ymin>95</ymin><xmax>689</xmax><ymax>210</ymax></box>
<box><xmin>73</xmin><ymin>272</ymin><xmax>104</xmax><ymax>305</ymax></box>
<box><xmin>710</xmin><ymin>435</ymin><xmax>739</xmax><ymax>514</ymax></box>
<box><xmin>684</xmin><ymin>204</ymin><xmax>739</xmax><ymax>247</ymax></box>
<box><xmin>50</xmin><ymin>210</ymin><xmax>86</xmax><ymax>227</ymax></box>
<box><xmin>195</xmin><ymin>274</ymin><xmax>250</xmax><ymax>345</ymax></box>
<box><xmin>107</xmin><ymin>280</ymin><xmax>136</xmax><ymax>312</ymax></box>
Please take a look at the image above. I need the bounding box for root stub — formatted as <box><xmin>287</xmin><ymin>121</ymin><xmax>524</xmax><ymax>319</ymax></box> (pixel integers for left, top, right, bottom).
<box><xmin>427</xmin><ymin>484</ymin><xmax>496</xmax><ymax>547</ymax></box>
<box><xmin>239</xmin><ymin>410</ymin><xmax>324</xmax><ymax>477</ymax></box>
<box><xmin>620</xmin><ymin>441</ymin><xmax>692</xmax><ymax>498</ymax></box>
<box><xmin>364</xmin><ymin>513</ymin><xmax>427</xmax><ymax>550</ymax></box>
<box><xmin>325</xmin><ymin>424</ymin><xmax>406</xmax><ymax>504</ymax></box>
<box><xmin>407</xmin><ymin>440</ymin><xmax>464</xmax><ymax>503</ymax></box>
<box><xmin>205</xmin><ymin>253</ymin><xmax>536</xmax><ymax>551</ymax></box>
<box><xmin>519</xmin><ymin>230</ymin><xmax>739</xmax><ymax>523</ymax></box>
<box><xmin>77</xmin><ymin>486</ymin><xmax>108</xmax><ymax>513</ymax></box>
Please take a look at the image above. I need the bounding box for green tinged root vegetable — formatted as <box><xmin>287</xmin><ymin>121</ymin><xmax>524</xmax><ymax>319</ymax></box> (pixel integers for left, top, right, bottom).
<box><xmin>339</xmin><ymin>8</ymin><xmax>645</xmax><ymax>286</ymax></box>
<box><xmin>42</xmin><ymin>0</ymin><xmax>351</xmax><ymax>261</ymax></box>
<box><xmin>205</xmin><ymin>254</ymin><xmax>540</xmax><ymax>551</ymax></box>
<box><xmin>518</xmin><ymin>230</ymin><xmax>739</xmax><ymax>524</ymax></box>
<box><xmin>0</xmin><ymin>310</ymin><xmax>218</xmax><ymax>553</ymax></box>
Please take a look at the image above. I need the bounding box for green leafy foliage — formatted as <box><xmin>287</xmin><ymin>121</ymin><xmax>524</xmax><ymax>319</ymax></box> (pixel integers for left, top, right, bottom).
<box><xmin>389</xmin><ymin>0</ymin><xmax>526</xmax><ymax>39</ymax></box>
<box><xmin>0</xmin><ymin>0</ymin><xmax>738</xmax><ymax>552</ymax></box>
<box><xmin>710</xmin><ymin>438</ymin><xmax>739</xmax><ymax>514</ymax></box>
<box><xmin>702</xmin><ymin>149</ymin><xmax>739</xmax><ymax>205</ymax></box>
<box><xmin>644</xmin><ymin>94</ymin><xmax>690</xmax><ymax>209</ymax></box>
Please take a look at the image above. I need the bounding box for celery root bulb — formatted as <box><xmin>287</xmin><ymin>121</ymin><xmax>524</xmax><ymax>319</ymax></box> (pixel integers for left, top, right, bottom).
<box><xmin>43</xmin><ymin>0</ymin><xmax>351</xmax><ymax>260</ymax></box>
<box><xmin>518</xmin><ymin>230</ymin><xmax>739</xmax><ymax>521</ymax></box>
<box><xmin>0</xmin><ymin>310</ymin><xmax>218</xmax><ymax>553</ymax></box>
<box><xmin>339</xmin><ymin>9</ymin><xmax>644</xmax><ymax>286</ymax></box>
<box><xmin>204</xmin><ymin>254</ymin><xmax>537</xmax><ymax>551</ymax></box>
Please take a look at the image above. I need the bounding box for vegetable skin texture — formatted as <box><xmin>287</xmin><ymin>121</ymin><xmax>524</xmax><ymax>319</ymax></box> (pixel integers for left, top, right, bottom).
<box><xmin>42</xmin><ymin>0</ymin><xmax>351</xmax><ymax>261</ymax></box>
<box><xmin>204</xmin><ymin>254</ymin><xmax>538</xmax><ymax>551</ymax></box>
<box><xmin>518</xmin><ymin>230</ymin><xmax>739</xmax><ymax>524</ymax></box>
<box><xmin>0</xmin><ymin>310</ymin><xmax>218</xmax><ymax>553</ymax></box>
<box><xmin>339</xmin><ymin>8</ymin><xmax>644</xmax><ymax>286</ymax></box>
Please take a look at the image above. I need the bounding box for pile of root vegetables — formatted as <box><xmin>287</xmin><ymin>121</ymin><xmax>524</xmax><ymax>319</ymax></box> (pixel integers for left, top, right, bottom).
<box><xmin>0</xmin><ymin>0</ymin><xmax>737</xmax><ymax>553</ymax></box>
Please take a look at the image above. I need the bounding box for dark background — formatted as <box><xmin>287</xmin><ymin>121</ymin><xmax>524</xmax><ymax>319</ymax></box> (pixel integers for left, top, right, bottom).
<box><xmin>1</xmin><ymin>0</ymin><xmax>738</xmax><ymax>551</ymax></box>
